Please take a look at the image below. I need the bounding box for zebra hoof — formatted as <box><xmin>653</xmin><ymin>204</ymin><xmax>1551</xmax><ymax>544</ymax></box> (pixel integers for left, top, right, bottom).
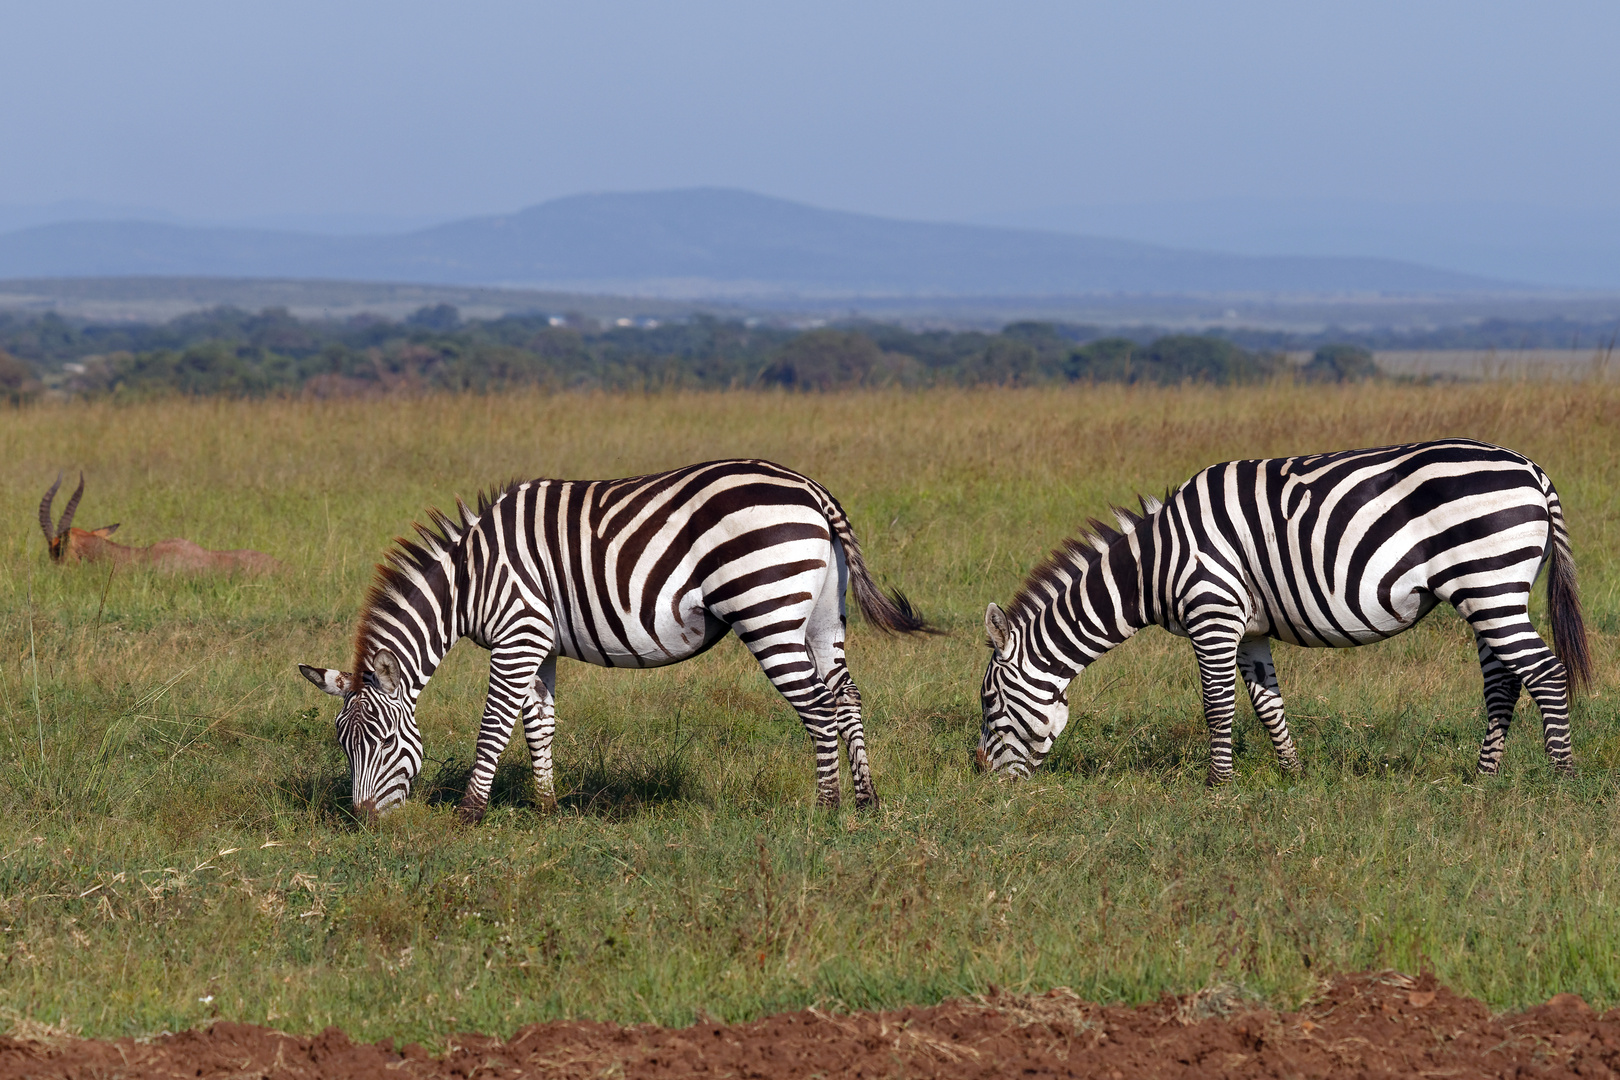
<box><xmin>1475</xmin><ymin>761</ymin><xmax>1501</xmax><ymax>777</ymax></box>
<box><xmin>455</xmin><ymin>800</ymin><xmax>487</xmax><ymax>826</ymax></box>
<box><xmin>536</xmin><ymin>792</ymin><xmax>559</xmax><ymax>812</ymax></box>
<box><xmin>855</xmin><ymin>791</ymin><xmax>881</xmax><ymax>813</ymax></box>
<box><xmin>816</xmin><ymin>789</ymin><xmax>841</xmax><ymax>810</ymax></box>
<box><xmin>1554</xmin><ymin>761</ymin><xmax>1577</xmax><ymax>777</ymax></box>
<box><xmin>1205</xmin><ymin>769</ymin><xmax>1234</xmax><ymax>788</ymax></box>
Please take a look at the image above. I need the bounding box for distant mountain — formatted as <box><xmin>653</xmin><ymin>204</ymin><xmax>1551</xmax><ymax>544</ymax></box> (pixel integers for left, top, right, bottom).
<box><xmin>0</xmin><ymin>199</ymin><xmax>184</xmax><ymax>234</ymax></box>
<box><xmin>977</xmin><ymin>198</ymin><xmax>1620</xmax><ymax>291</ymax></box>
<box><xmin>0</xmin><ymin>188</ymin><xmax>1520</xmax><ymax>295</ymax></box>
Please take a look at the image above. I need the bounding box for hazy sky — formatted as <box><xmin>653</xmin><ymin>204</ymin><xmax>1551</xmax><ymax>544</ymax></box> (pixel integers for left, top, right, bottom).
<box><xmin>5</xmin><ymin>1</ymin><xmax>1619</xmax><ymax>226</ymax></box>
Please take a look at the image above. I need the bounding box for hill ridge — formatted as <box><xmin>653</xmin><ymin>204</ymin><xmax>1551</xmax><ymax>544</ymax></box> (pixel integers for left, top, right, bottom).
<box><xmin>0</xmin><ymin>187</ymin><xmax>1519</xmax><ymax>295</ymax></box>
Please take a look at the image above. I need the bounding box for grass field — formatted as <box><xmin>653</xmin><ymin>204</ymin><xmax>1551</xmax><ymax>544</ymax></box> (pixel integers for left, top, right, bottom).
<box><xmin>1</xmin><ymin>382</ymin><xmax>1618</xmax><ymax>1044</ymax></box>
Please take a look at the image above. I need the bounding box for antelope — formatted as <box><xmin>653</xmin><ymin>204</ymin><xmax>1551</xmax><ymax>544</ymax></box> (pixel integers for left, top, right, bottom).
<box><xmin>39</xmin><ymin>473</ymin><xmax>279</xmax><ymax>574</ymax></box>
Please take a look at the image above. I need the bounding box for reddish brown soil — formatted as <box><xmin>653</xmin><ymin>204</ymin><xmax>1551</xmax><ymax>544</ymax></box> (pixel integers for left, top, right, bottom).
<box><xmin>6</xmin><ymin>970</ymin><xmax>1620</xmax><ymax>1078</ymax></box>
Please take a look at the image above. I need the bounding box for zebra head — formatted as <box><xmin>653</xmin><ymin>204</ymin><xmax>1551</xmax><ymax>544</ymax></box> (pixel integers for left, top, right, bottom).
<box><xmin>297</xmin><ymin>647</ymin><xmax>423</xmax><ymax>817</ymax></box>
<box><xmin>975</xmin><ymin>602</ymin><xmax>1070</xmax><ymax>777</ymax></box>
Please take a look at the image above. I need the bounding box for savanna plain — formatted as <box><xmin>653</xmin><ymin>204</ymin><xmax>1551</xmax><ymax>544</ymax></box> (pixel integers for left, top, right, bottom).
<box><xmin>1</xmin><ymin>382</ymin><xmax>1618</xmax><ymax>1047</ymax></box>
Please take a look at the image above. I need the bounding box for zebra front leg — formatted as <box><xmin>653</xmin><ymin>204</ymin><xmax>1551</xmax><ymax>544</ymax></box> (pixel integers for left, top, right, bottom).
<box><xmin>458</xmin><ymin>647</ymin><xmax>542</xmax><ymax>825</ymax></box>
<box><xmin>1189</xmin><ymin>622</ymin><xmax>1244</xmax><ymax>786</ymax></box>
<box><xmin>522</xmin><ymin>654</ymin><xmax>559</xmax><ymax>811</ymax></box>
<box><xmin>1236</xmin><ymin>638</ymin><xmax>1302</xmax><ymax>775</ymax></box>
<box><xmin>1474</xmin><ymin>638</ymin><xmax>1523</xmax><ymax>776</ymax></box>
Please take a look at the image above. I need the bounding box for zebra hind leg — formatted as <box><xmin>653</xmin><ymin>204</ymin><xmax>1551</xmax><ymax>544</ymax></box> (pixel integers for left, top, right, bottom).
<box><xmin>725</xmin><ymin>573</ymin><xmax>847</xmax><ymax>808</ymax></box>
<box><xmin>742</xmin><ymin>633</ymin><xmax>843</xmax><ymax>808</ymax></box>
<box><xmin>521</xmin><ymin>655</ymin><xmax>560</xmax><ymax>810</ymax></box>
<box><xmin>829</xmin><ymin>669</ymin><xmax>878</xmax><ymax>811</ymax></box>
<box><xmin>1474</xmin><ymin>639</ymin><xmax>1523</xmax><ymax>776</ymax></box>
<box><xmin>807</xmin><ymin>597</ymin><xmax>878</xmax><ymax>810</ymax></box>
<box><xmin>1457</xmin><ymin>600</ymin><xmax>1574</xmax><ymax>775</ymax></box>
<box><xmin>1236</xmin><ymin>638</ymin><xmax>1302</xmax><ymax>776</ymax></box>
<box><xmin>795</xmin><ymin>677</ymin><xmax>845</xmax><ymax>810</ymax></box>
<box><xmin>795</xmin><ymin>677</ymin><xmax>844</xmax><ymax>810</ymax></box>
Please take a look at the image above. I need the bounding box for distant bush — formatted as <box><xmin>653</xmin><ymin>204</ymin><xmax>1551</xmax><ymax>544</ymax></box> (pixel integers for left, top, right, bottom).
<box><xmin>0</xmin><ymin>306</ymin><xmax>1339</xmax><ymax>398</ymax></box>
<box><xmin>1069</xmin><ymin>335</ymin><xmax>1283</xmax><ymax>385</ymax></box>
<box><xmin>764</xmin><ymin>329</ymin><xmax>934</xmax><ymax>390</ymax></box>
<box><xmin>106</xmin><ymin>342</ymin><xmax>301</xmax><ymax>397</ymax></box>
<box><xmin>1301</xmin><ymin>344</ymin><xmax>1379</xmax><ymax>383</ymax></box>
<box><xmin>0</xmin><ymin>348</ymin><xmax>43</xmax><ymax>404</ymax></box>
<box><xmin>762</xmin><ymin>330</ymin><xmax>883</xmax><ymax>390</ymax></box>
<box><xmin>1066</xmin><ymin>337</ymin><xmax>1139</xmax><ymax>382</ymax></box>
<box><xmin>405</xmin><ymin>303</ymin><xmax>462</xmax><ymax>332</ymax></box>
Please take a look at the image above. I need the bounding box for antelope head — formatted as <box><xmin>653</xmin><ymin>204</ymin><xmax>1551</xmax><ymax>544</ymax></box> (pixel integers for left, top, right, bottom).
<box><xmin>39</xmin><ymin>472</ymin><xmax>120</xmax><ymax>562</ymax></box>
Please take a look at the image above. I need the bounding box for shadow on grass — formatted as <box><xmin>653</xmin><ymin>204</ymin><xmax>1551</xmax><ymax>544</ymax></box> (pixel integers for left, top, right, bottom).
<box><xmin>272</xmin><ymin>765</ymin><xmax>359</xmax><ymax>825</ymax></box>
<box><xmin>1039</xmin><ymin>705</ymin><xmax>1492</xmax><ymax>784</ymax></box>
<box><xmin>1043</xmin><ymin>712</ymin><xmax>1213</xmax><ymax>780</ymax></box>
<box><xmin>422</xmin><ymin>734</ymin><xmax>701</xmax><ymax>818</ymax></box>
<box><xmin>421</xmin><ymin>758</ymin><xmax>527</xmax><ymax>811</ymax></box>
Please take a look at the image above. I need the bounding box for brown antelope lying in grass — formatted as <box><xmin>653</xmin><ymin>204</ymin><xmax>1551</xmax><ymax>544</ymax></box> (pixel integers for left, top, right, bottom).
<box><xmin>39</xmin><ymin>473</ymin><xmax>279</xmax><ymax>574</ymax></box>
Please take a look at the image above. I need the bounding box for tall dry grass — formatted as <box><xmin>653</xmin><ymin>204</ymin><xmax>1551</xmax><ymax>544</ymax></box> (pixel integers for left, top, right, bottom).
<box><xmin>0</xmin><ymin>382</ymin><xmax>1616</xmax><ymax>1042</ymax></box>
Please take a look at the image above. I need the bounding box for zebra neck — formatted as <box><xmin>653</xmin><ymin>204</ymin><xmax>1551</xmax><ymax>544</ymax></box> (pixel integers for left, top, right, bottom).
<box><xmin>1018</xmin><ymin>523</ymin><xmax>1159</xmax><ymax>680</ymax></box>
<box><xmin>355</xmin><ymin>548</ymin><xmax>466</xmax><ymax>697</ymax></box>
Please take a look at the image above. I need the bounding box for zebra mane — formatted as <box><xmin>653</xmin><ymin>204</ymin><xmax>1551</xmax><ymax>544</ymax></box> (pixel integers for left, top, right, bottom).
<box><xmin>351</xmin><ymin>478</ymin><xmax>525</xmax><ymax>676</ymax></box>
<box><xmin>1006</xmin><ymin>493</ymin><xmax>1165</xmax><ymax>622</ymax></box>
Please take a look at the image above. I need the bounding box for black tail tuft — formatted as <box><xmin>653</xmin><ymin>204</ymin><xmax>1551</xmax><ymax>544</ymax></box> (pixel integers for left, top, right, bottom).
<box><xmin>851</xmin><ymin>574</ymin><xmax>939</xmax><ymax>635</ymax></box>
<box><xmin>825</xmin><ymin>498</ymin><xmax>940</xmax><ymax>636</ymax></box>
<box><xmin>1547</xmin><ymin>492</ymin><xmax>1592</xmax><ymax>694</ymax></box>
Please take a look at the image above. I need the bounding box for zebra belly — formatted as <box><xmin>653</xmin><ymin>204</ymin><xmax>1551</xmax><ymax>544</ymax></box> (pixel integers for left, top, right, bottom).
<box><xmin>1261</xmin><ymin>588</ymin><xmax>1439</xmax><ymax>648</ymax></box>
<box><xmin>556</xmin><ymin>592</ymin><xmax>729</xmax><ymax>668</ymax></box>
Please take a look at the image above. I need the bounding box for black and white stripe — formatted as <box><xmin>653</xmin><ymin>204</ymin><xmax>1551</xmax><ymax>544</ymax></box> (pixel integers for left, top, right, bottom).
<box><xmin>977</xmin><ymin>439</ymin><xmax>1591</xmax><ymax>782</ymax></box>
<box><xmin>300</xmin><ymin>459</ymin><xmax>929</xmax><ymax>819</ymax></box>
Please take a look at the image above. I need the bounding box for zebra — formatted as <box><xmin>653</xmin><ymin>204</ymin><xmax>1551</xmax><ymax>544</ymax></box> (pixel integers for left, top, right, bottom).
<box><xmin>298</xmin><ymin>458</ymin><xmax>931</xmax><ymax>821</ymax></box>
<box><xmin>976</xmin><ymin>439</ymin><xmax>1592</xmax><ymax>783</ymax></box>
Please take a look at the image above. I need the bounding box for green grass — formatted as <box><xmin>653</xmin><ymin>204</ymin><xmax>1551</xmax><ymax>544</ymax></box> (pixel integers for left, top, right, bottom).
<box><xmin>1</xmin><ymin>383</ymin><xmax>1619</xmax><ymax>1042</ymax></box>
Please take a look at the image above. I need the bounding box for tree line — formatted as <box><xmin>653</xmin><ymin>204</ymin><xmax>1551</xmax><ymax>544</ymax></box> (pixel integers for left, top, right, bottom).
<box><xmin>0</xmin><ymin>305</ymin><xmax>1390</xmax><ymax>401</ymax></box>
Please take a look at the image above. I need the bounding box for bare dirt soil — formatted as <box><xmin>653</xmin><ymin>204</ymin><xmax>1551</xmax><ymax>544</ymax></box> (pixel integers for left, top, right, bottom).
<box><xmin>6</xmin><ymin>970</ymin><xmax>1620</xmax><ymax>1078</ymax></box>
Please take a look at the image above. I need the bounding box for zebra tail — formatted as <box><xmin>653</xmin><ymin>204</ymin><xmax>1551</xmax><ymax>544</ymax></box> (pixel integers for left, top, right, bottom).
<box><xmin>1546</xmin><ymin>488</ymin><xmax>1592</xmax><ymax>694</ymax></box>
<box><xmin>825</xmin><ymin>501</ymin><xmax>939</xmax><ymax>635</ymax></box>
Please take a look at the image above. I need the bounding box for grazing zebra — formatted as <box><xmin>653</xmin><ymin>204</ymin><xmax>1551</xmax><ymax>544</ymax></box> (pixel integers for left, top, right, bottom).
<box><xmin>976</xmin><ymin>439</ymin><xmax>1591</xmax><ymax>783</ymax></box>
<box><xmin>298</xmin><ymin>459</ymin><xmax>930</xmax><ymax>821</ymax></box>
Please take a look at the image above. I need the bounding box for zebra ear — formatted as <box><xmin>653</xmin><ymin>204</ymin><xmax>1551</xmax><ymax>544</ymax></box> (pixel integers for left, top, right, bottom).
<box><xmin>299</xmin><ymin>664</ymin><xmax>354</xmax><ymax>697</ymax></box>
<box><xmin>372</xmin><ymin>647</ymin><xmax>403</xmax><ymax>695</ymax></box>
<box><xmin>985</xmin><ymin>603</ymin><xmax>1012</xmax><ymax>654</ymax></box>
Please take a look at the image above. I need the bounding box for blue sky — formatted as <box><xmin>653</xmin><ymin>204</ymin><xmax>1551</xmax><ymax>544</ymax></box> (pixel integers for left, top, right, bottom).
<box><xmin>4</xmin><ymin>1</ymin><xmax>1619</xmax><ymax>231</ymax></box>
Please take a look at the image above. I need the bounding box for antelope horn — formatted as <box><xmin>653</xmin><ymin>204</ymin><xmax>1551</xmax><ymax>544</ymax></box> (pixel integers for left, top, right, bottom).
<box><xmin>57</xmin><ymin>472</ymin><xmax>86</xmax><ymax>537</ymax></box>
<box><xmin>39</xmin><ymin>472</ymin><xmax>63</xmax><ymax>541</ymax></box>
